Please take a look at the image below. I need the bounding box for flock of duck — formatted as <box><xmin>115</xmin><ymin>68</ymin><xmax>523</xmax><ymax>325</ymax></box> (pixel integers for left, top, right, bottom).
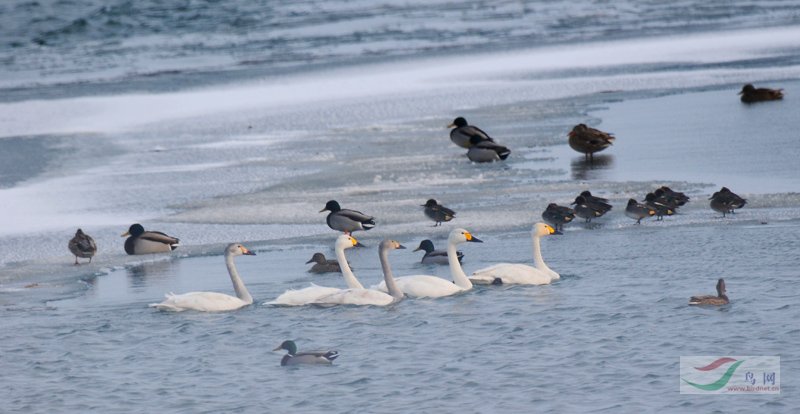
<box><xmin>62</xmin><ymin>83</ymin><xmax>780</xmax><ymax>365</ymax></box>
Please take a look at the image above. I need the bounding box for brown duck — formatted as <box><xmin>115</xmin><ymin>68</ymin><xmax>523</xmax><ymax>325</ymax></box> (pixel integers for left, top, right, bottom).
<box><xmin>739</xmin><ymin>84</ymin><xmax>783</xmax><ymax>103</ymax></box>
<box><xmin>568</xmin><ymin>124</ymin><xmax>615</xmax><ymax>160</ymax></box>
<box><xmin>68</xmin><ymin>228</ymin><xmax>97</xmax><ymax>264</ymax></box>
<box><xmin>689</xmin><ymin>278</ymin><xmax>729</xmax><ymax>306</ymax></box>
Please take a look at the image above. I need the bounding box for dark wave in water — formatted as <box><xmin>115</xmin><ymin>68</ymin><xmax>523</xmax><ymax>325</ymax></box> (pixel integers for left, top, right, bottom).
<box><xmin>2</xmin><ymin>0</ymin><xmax>800</xmax><ymax>95</ymax></box>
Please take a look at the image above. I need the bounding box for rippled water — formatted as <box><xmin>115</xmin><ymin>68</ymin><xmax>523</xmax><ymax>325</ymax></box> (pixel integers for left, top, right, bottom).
<box><xmin>4</xmin><ymin>221</ymin><xmax>798</xmax><ymax>412</ymax></box>
<box><xmin>2</xmin><ymin>1</ymin><xmax>800</xmax><ymax>412</ymax></box>
<box><xmin>4</xmin><ymin>0</ymin><xmax>800</xmax><ymax>95</ymax></box>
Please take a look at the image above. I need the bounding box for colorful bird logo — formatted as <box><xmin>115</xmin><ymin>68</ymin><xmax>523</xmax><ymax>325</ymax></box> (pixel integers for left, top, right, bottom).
<box><xmin>682</xmin><ymin>357</ymin><xmax>745</xmax><ymax>391</ymax></box>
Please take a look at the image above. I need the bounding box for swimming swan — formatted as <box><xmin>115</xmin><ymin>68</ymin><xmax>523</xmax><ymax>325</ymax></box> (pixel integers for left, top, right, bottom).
<box><xmin>470</xmin><ymin>223</ymin><xmax>559</xmax><ymax>285</ymax></box>
<box><xmin>373</xmin><ymin>228</ymin><xmax>482</xmax><ymax>298</ymax></box>
<box><xmin>149</xmin><ymin>243</ymin><xmax>255</xmax><ymax>312</ymax></box>
<box><xmin>267</xmin><ymin>235</ymin><xmax>362</xmax><ymax>306</ymax></box>
<box><xmin>312</xmin><ymin>239</ymin><xmax>405</xmax><ymax>306</ymax></box>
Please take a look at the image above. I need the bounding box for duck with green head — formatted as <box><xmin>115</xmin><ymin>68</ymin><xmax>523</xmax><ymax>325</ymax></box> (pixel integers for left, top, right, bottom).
<box><xmin>273</xmin><ymin>340</ymin><xmax>339</xmax><ymax>366</ymax></box>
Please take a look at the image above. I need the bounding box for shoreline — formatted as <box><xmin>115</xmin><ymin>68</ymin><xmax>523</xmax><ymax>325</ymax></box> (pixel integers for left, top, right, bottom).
<box><xmin>2</xmin><ymin>25</ymin><xmax>800</xmax><ymax>295</ymax></box>
<box><xmin>3</xmin><ymin>81</ymin><xmax>800</xmax><ymax>296</ymax></box>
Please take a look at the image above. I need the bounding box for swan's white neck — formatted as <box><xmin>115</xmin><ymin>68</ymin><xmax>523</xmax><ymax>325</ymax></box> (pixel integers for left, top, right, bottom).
<box><xmin>379</xmin><ymin>247</ymin><xmax>403</xmax><ymax>301</ymax></box>
<box><xmin>335</xmin><ymin>245</ymin><xmax>364</xmax><ymax>289</ymax></box>
<box><xmin>531</xmin><ymin>232</ymin><xmax>554</xmax><ymax>275</ymax></box>
<box><xmin>448</xmin><ymin>240</ymin><xmax>472</xmax><ymax>289</ymax></box>
<box><xmin>225</xmin><ymin>253</ymin><xmax>253</xmax><ymax>304</ymax></box>
<box><xmin>531</xmin><ymin>233</ymin><xmax>550</xmax><ymax>271</ymax></box>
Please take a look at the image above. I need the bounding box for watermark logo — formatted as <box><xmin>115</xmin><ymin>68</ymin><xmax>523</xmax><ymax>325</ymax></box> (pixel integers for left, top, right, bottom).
<box><xmin>680</xmin><ymin>356</ymin><xmax>780</xmax><ymax>394</ymax></box>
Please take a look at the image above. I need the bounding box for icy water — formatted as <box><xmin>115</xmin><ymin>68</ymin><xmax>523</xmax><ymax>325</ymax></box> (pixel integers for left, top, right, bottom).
<box><xmin>2</xmin><ymin>1</ymin><xmax>800</xmax><ymax>412</ymax></box>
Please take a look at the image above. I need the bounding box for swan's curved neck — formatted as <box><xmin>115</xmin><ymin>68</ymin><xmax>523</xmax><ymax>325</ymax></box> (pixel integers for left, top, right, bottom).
<box><xmin>379</xmin><ymin>247</ymin><xmax>403</xmax><ymax>301</ymax></box>
<box><xmin>531</xmin><ymin>233</ymin><xmax>551</xmax><ymax>272</ymax></box>
<box><xmin>448</xmin><ymin>240</ymin><xmax>472</xmax><ymax>289</ymax></box>
<box><xmin>335</xmin><ymin>245</ymin><xmax>364</xmax><ymax>289</ymax></box>
<box><xmin>226</xmin><ymin>253</ymin><xmax>253</xmax><ymax>304</ymax></box>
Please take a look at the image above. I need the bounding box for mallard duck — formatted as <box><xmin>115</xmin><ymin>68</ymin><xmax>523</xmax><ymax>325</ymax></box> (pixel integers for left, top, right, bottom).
<box><xmin>709</xmin><ymin>187</ymin><xmax>746</xmax><ymax>217</ymax></box>
<box><xmin>121</xmin><ymin>224</ymin><xmax>179</xmax><ymax>255</ymax></box>
<box><xmin>320</xmin><ymin>200</ymin><xmax>375</xmax><ymax>234</ymax></box>
<box><xmin>689</xmin><ymin>278</ymin><xmax>729</xmax><ymax>306</ymax></box>
<box><xmin>414</xmin><ymin>239</ymin><xmax>464</xmax><ymax>265</ymax></box>
<box><xmin>149</xmin><ymin>243</ymin><xmax>255</xmax><ymax>312</ymax></box>
<box><xmin>422</xmin><ymin>199</ymin><xmax>456</xmax><ymax>226</ymax></box>
<box><xmin>739</xmin><ymin>84</ymin><xmax>783</xmax><ymax>103</ymax></box>
<box><xmin>644</xmin><ymin>192</ymin><xmax>675</xmax><ymax>220</ymax></box>
<box><xmin>306</xmin><ymin>252</ymin><xmax>342</xmax><ymax>273</ymax></box>
<box><xmin>625</xmin><ymin>199</ymin><xmax>656</xmax><ymax>224</ymax></box>
<box><xmin>466</xmin><ymin>135</ymin><xmax>511</xmax><ymax>162</ymax></box>
<box><xmin>273</xmin><ymin>340</ymin><xmax>339</xmax><ymax>366</ymax></box>
<box><xmin>568</xmin><ymin>124</ymin><xmax>615</xmax><ymax>161</ymax></box>
<box><xmin>541</xmin><ymin>203</ymin><xmax>575</xmax><ymax>232</ymax></box>
<box><xmin>68</xmin><ymin>228</ymin><xmax>97</xmax><ymax>265</ymax></box>
<box><xmin>447</xmin><ymin>117</ymin><xmax>494</xmax><ymax>148</ymax></box>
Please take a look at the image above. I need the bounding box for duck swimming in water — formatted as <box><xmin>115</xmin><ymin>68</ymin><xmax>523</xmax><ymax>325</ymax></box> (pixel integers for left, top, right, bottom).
<box><xmin>273</xmin><ymin>340</ymin><xmax>339</xmax><ymax>366</ymax></box>
<box><xmin>121</xmin><ymin>223</ymin><xmax>179</xmax><ymax>255</ymax></box>
<box><xmin>306</xmin><ymin>252</ymin><xmax>342</xmax><ymax>273</ymax></box>
<box><xmin>689</xmin><ymin>278</ymin><xmax>729</xmax><ymax>306</ymax></box>
<box><xmin>414</xmin><ymin>239</ymin><xmax>464</xmax><ymax>265</ymax></box>
<box><xmin>739</xmin><ymin>83</ymin><xmax>783</xmax><ymax>103</ymax></box>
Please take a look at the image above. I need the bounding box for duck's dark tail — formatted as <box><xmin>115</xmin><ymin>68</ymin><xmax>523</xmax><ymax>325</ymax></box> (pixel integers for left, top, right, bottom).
<box><xmin>497</xmin><ymin>147</ymin><xmax>511</xmax><ymax>160</ymax></box>
<box><xmin>325</xmin><ymin>351</ymin><xmax>340</xmax><ymax>361</ymax></box>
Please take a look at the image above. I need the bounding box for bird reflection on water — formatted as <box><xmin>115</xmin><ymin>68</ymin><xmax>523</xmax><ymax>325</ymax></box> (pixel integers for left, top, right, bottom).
<box><xmin>571</xmin><ymin>154</ymin><xmax>614</xmax><ymax>180</ymax></box>
<box><xmin>126</xmin><ymin>260</ymin><xmax>174</xmax><ymax>288</ymax></box>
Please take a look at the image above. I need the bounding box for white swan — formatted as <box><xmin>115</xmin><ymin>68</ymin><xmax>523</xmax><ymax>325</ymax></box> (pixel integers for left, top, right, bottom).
<box><xmin>312</xmin><ymin>239</ymin><xmax>405</xmax><ymax>306</ymax></box>
<box><xmin>470</xmin><ymin>222</ymin><xmax>559</xmax><ymax>285</ymax></box>
<box><xmin>149</xmin><ymin>243</ymin><xmax>256</xmax><ymax>312</ymax></box>
<box><xmin>267</xmin><ymin>235</ymin><xmax>361</xmax><ymax>306</ymax></box>
<box><xmin>373</xmin><ymin>228</ymin><xmax>482</xmax><ymax>298</ymax></box>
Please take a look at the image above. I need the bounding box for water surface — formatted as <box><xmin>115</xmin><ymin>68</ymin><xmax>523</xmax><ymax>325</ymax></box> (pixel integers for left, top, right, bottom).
<box><xmin>2</xmin><ymin>1</ymin><xmax>799</xmax><ymax>412</ymax></box>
